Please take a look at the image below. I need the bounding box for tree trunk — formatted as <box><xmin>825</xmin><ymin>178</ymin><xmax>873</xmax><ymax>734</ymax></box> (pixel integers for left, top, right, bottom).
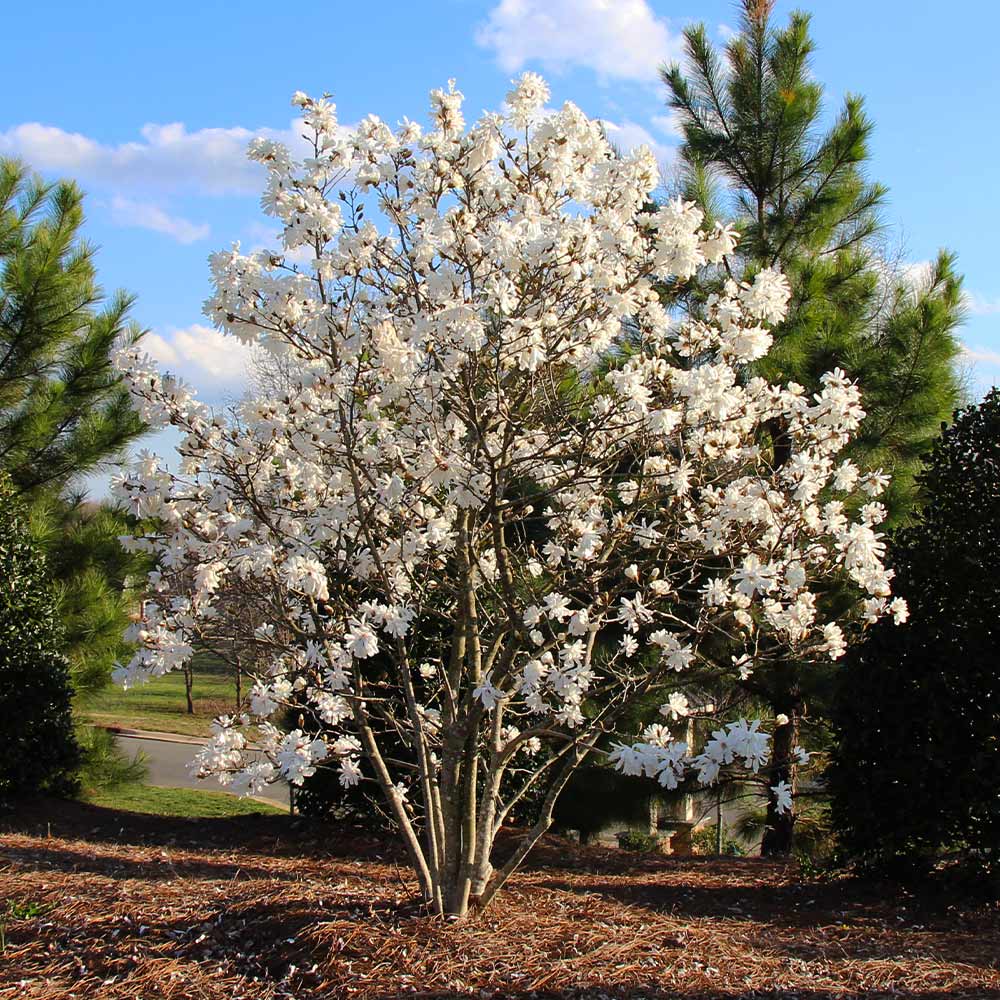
<box><xmin>183</xmin><ymin>664</ymin><xmax>194</xmax><ymax>715</ymax></box>
<box><xmin>761</xmin><ymin>703</ymin><xmax>799</xmax><ymax>856</ymax></box>
<box><xmin>715</xmin><ymin>786</ymin><xmax>724</xmax><ymax>855</ymax></box>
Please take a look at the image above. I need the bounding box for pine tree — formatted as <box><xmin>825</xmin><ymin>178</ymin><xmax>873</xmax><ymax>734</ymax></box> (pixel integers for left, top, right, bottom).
<box><xmin>662</xmin><ymin>0</ymin><xmax>965</xmax><ymax>853</ymax></box>
<box><xmin>0</xmin><ymin>158</ymin><xmax>148</xmax><ymax>691</ymax></box>
<box><xmin>30</xmin><ymin>494</ymin><xmax>148</xmax><ymax>692</ymax></box>
<box><xmin>0</xmin><ymin>473</ymin><xmax>79</xmax><ymax>803</ymax></box>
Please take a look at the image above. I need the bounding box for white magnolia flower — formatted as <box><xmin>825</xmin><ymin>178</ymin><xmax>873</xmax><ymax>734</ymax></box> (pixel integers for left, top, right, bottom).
<box><xmin>660</xmin><ymin>691</ymin><xmax>690</xmax><ymax>721</ymax></box>
<box><xmin>889</xmin><ymin>597</ymin><xmax>909</xmax><ymax>624</ymax></box>
<box><xmin>339</xmin><ymin>758</ymin><xmax>363</xmax><ymax>788</ymax></box>
<box><xmin>641</xmin><ymin>723</ymin><xmax>673</xmax><ymax>747</ymax></box>
<box><xmin>283</xmin><ymin>554</ymin><xmax>329</xmax><ymax>602</ymax></box>
<box><xmin>741</xmin><ymin>267</ymin><xmax>791</xmax><ymax>324</ymax></box>
<box><xmin>473</xmin><ymin>674</ymin><xmax>504</xmax><ymax>710</ymax></box>
<box><xmin>543</xmin><ymin>592</ymin><xmax>573</xmax><ymax>622</ymax></box>
<box><xmin>771</xmin><ymin>779</ymin><xmax>793</xmax><ymax>814</ymax></box>
<box><xmin>506</xmin><ymin>71</ymin><xmax>550</xmax><ymax>128</ymax></box>
<box><xmin>345</xmin><ymin>619</ymin><xmax>379</xmax><ymax>659</ymax></box>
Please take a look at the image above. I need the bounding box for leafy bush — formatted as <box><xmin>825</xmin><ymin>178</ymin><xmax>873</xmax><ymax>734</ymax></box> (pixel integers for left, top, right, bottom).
<box><xmin>0</xmin><ymin>474</ymin><xmax>79</xmax><ymax>804</ymax></box>
<box><xmin>691</xmin><ymin>824</ymin><xmax>747</xmax><ymax>856</ymax></box>
<box><xmin>555</xmin><ymin>764</ymin><xmax>666</xmax><ymax>842</ymax></box>
<box><xmin>830</xmin><ymin>390</ymin><xmax>1000</xmax><ymax>877</ymax></box>
<box><xmin>617</xmin><ymin>830</ymin><xmax>660</xmax><ymax>853</ymax></box>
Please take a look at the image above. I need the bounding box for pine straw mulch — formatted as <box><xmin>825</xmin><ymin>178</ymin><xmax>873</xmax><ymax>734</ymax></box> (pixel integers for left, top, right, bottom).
<box><xmin>1</xmin><ymin>799</ymin><xmax>998</xmax><ymax>1000</ymax></box>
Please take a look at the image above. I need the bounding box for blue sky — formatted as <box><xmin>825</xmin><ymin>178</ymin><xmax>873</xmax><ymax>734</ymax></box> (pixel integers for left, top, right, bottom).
<box><xmin>2</xmin><ymin>0</ymin><xmax>998</xmax><ymax>491</ymax></box>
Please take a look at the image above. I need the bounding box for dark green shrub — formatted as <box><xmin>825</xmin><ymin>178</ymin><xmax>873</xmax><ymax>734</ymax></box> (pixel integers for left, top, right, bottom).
<box><xmin>0</xmin><ymin>475</ymin><xmax>79</xmax><ymax>803</ymax></box>
<box><xmin>829</xmin><ymin>390</ymin><xmax>1000</xmax><ymax>877</ymax></box>
<box><xmin>554</xmin><ymin>764</ymin><xmax>663</xmax><ymax>841</ymax></box>
<box><xmin>291</xmin><ymin>758</ymin><xmax>371</xmax><ymax>822</ymax></box>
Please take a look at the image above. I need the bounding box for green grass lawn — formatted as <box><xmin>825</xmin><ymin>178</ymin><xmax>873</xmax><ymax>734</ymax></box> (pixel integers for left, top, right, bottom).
<box><xmin>77</xmin><ymin>669</ymin><xmax>238</xmax><ymax>738</ymax></box>
<box><xmin>83</xmin><ymin>783</ymin><xmax>285</xmax><ymax>817</ymax></box>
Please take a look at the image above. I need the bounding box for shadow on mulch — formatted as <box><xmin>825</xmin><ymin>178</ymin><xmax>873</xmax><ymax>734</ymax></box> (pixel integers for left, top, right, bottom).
<box><xmin>355</xmin><ymin>992</ymin><xmax>1000</xmax><ymax>1000</ymax></box>
<box><xmin>3</xmin><ymin>797</ymin><xmax>998</xmax><ymax>1000</ymax></box>
<box><xmin>531</xmin><ymin>867</ymin><xmax>935</xmax><ymax>920</ymax></box>
<box><xmin>2</xmin><ymin>794</ymin><xmax>400</xmax><ymax>857</ymax></box>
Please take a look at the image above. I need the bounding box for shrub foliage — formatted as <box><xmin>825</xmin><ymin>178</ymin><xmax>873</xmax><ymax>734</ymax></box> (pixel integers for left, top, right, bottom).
<box><xmin>0</xmin><ymin>474</ymin><xmax>79</xmax><ymax>801</ymax></box>
<box><xmin>830</xmin><ymin>389</ymin><xmax>1000</xmax><ymax>873</ymax></box>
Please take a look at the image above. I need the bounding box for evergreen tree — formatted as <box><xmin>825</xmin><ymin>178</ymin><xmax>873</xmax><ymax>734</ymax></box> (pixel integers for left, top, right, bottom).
<box><xmin>0</xmin><ymin>473</ymin><xmax>79</xmax><ymax>803</ymax></box>
<box><xmin>31</xmin><ymin>494</ymin><xmax>148</xmax><ymax>692</ymax></box>
<box><xmin>0</xmin><ymin>158</ymin><xmax>145</xmax><ymax>490</ymax></box>
<box><xmin>829</xmin><ymin>390</ymin><xmax>1000</xmax><ymax>878</ymax></box>
<box><xmin>0</xmin><ymin>158</ymin><xmax>147</xmax><ymax>691</ymax></box>
<box><xmin>662</xmin><ymin>0</ymin><xmax>964</xmax><ymax>853</ymax></box>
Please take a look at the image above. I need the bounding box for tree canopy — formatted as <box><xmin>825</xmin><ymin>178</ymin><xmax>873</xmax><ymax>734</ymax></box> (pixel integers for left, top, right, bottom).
<box><xmin>113</xmin><ymin>76</ymin><xmax>904</xmax><ymax>916</ymax></box>
<box><xmin>0</xmin><ymin>158</ymin><xmax>145</xmax><ymax>492</ymax></box>
<box><xmin>662</xmin><ymin>0</ymin><xmax>964</xmax><ymax>522</ymax></box>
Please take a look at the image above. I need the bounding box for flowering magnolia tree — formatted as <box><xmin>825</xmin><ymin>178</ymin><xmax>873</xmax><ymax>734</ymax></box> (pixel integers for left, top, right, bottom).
<box><xmin>113</xmin><ymin>75</ymin><xmax>904</xmax><ymax>917</ymax></box>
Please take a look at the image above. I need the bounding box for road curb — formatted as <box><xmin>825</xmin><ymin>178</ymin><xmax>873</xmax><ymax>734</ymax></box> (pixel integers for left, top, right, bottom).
<box><xmin>102</xmin><ymin>725</ymin><xmax>207</xmax><ymax>746</ymax></box>
<box><xmin>105</xmin><ymin>725</ymin><xmax>269</xmax><ymax>752</ymax></box>
<box><xmin>106</xmin><ymin>728</ymin><xmax>290</xmax><ymax>809</ymax></box>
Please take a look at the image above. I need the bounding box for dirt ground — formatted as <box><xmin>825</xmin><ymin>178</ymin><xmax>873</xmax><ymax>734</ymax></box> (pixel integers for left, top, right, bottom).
<box><xmin>1</xmin><ymin>799</ymin><xmax>997</xmax><ymax>1000</ymax></box>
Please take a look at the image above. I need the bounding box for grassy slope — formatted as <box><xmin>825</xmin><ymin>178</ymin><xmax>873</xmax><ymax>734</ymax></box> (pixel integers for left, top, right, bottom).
<box><xmin>77</xmin><ymin>670</ymin><xmax>237</xmax><ymax>737</ymax></box>
<box><xmin>82</xmin><ymin>783</ymin><xmax>284</xmax><ymax>817</ymax></box>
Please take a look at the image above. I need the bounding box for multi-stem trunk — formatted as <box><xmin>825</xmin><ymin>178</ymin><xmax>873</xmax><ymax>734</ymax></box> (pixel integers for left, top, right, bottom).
<box><xmin>390</xmin><ymin>723</ymin><xmax>599</xmax><ymax>919</ymax></box>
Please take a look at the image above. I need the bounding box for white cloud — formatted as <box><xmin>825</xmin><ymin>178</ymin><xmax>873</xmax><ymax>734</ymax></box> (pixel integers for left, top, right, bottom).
<box><xmin>961</xmin><ymin>344</ymin><xmax>1000</xmax><ymax>367</ymax></box>
<box><xmin>964</xmin><ymin>292</ymin><xmax>1000</xmax><ymax>316</ymax></box>
<box><xmin>600</xmin><ymin>119</ymin><xmax>676</xmax><ymax>174</ymax></box>
<box><xmin>0</xmin><ymin>116</ymin><xmax>316</xmax><ymax>244</ymax></box>
<box><xmin>143</xmin><ymin>324</ymin><xmax>251</xmax><ymax>395</ymax></box>
<box><xmin>960</xmin><ymin>342</ymin><xmax>1000</xmax><ymax>395</ymax></box>
<box><xmin>651</xmin><ymin>111</ymin><xmax>684</xmax><ymax>139</ymax></box>
<box><xmin>899</xmin><ymin>259</ymin><xmax>934</xmax><ymax>290</ymax></box>
<box><xmin>0</xmin><ymin>119</ymin><xmax>301</xmax><ymax>196</ymax></box>
<box><xmin>110</xmin><ymin>196</ymin><xmax>209</xmax><ymax>244</ymax></box>
<box><xmin>475</xmin><ymin>0</ymin><xmax>684</xmax><ymax>84</ymax></box>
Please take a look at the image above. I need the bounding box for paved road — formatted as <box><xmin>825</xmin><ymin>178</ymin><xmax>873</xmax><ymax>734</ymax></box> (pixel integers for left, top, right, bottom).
<box><xmin>115</xmin><ymin>733</ymin><xmax>290</xmax><ymax>808</ymax></box>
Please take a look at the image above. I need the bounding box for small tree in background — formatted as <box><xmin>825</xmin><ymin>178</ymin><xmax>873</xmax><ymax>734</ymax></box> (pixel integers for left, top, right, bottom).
<box><xmin>0</xmin><ymin>158</ymin><xmax>148</xmax><ymax>692</ymax></box>
<box><xmin>0</xmin><ymin>473</ymin><xmax>79</xmax><ymax>803</ymax></box>
<box><xmin>661</xmin><ymin>0</ymin><xmax>965</xmax><ymax>853</ymax></box>
<box><xmin>830</xmin><ymin>389</ymin><xmax>1000</xmax><ymax>877</ymax></box>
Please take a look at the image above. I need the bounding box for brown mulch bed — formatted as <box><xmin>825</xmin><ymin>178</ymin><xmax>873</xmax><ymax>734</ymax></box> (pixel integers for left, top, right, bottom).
<box><xmin>1</xmin><ymin>799</ymin><xmax>997</xmax><ymax>999</ymax></box>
